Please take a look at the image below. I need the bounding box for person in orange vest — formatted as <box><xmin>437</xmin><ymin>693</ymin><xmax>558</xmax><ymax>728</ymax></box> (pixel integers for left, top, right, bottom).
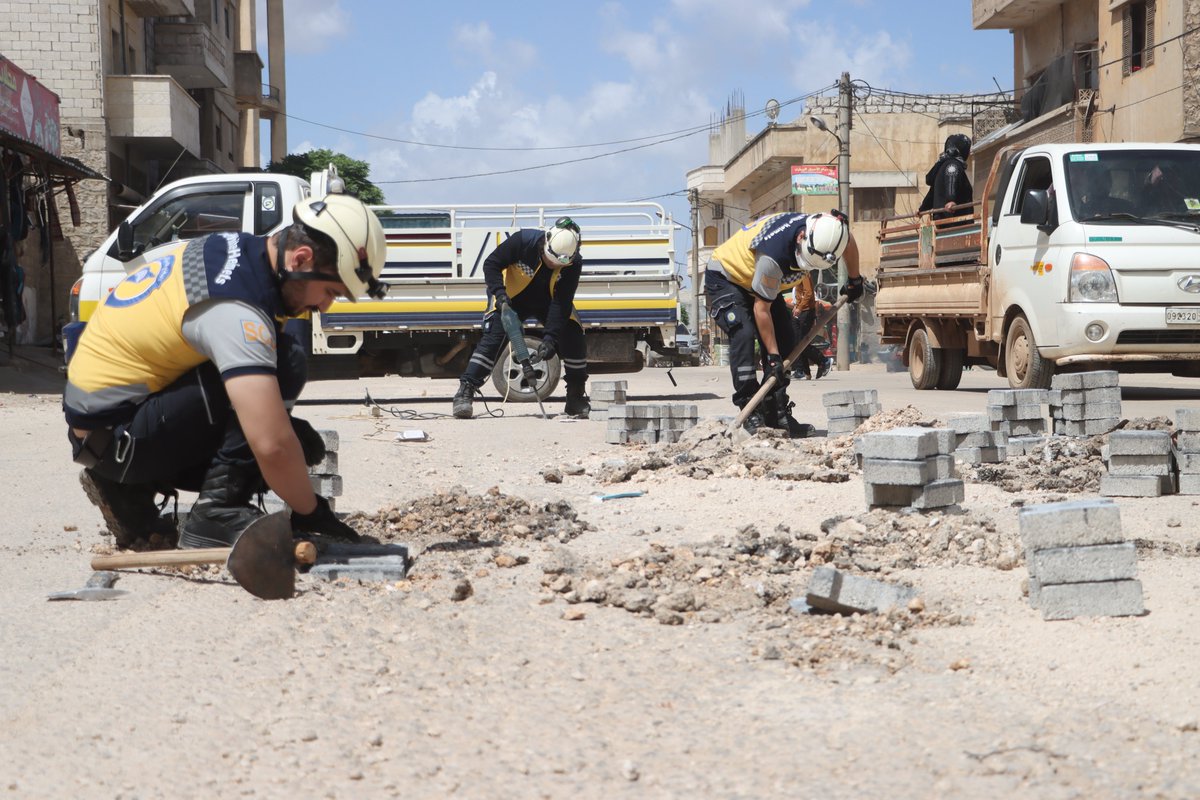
<box><xmin>790</xmin><ymin>273</ymin><xmax>832</xmax><ymax>380</ymax></box>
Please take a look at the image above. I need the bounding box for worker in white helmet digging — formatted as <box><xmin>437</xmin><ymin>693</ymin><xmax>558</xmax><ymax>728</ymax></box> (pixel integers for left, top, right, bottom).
<box><xmin>704</xmin><ymin>209</ymin><xmax>863</xmax><ymax>436</ymax></box>
<box><xmin>65</xmin><ymin>193</ymin><xmax>387</xmax><ymax>549</ymax></box>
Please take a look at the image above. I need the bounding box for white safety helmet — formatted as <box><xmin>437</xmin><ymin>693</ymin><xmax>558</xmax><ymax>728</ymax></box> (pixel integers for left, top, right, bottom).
<box><xmin>796</xmin><ymin>211</ymin><xmax>850</xmax><ymax>270</ymax></box>
<box><xmin>544</xmin><ymin>217</ymin><xmax>582</xmax><ymax>266</ymax></box>
<box><xmin>293</xmin><ymin>193</ymin><xmax>388</xmax><ymax>300</ymax></box>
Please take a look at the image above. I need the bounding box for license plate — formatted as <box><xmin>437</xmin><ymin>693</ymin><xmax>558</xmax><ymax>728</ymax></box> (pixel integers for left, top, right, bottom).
<box><xmin>1166</xmin><ymin>307</ymin><xmax>1200</xmax><ymax>325</ymax></box>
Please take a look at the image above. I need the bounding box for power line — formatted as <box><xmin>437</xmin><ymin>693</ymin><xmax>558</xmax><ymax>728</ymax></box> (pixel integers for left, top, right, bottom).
<box><xmin>368</xmin><ymin>85</ymin><xmax>836</xmax><ymax>184</ymax></box>
<box><xmin>282</xmin><ymin>85</ymin><xmax>834</xmax><ymax>153</ymax></box>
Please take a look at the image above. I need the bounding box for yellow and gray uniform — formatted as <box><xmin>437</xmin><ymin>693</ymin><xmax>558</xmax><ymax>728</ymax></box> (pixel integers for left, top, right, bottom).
<box><xmin>66</xmin><ymin>233</ymin><xmax>284</xmax><ymax>430</ymax></box>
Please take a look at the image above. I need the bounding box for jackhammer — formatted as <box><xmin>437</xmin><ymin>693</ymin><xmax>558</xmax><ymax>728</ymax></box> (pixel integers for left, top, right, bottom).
<box><xmin>498</xmin><ymin>302</ymin><xmax>549</xmax><ymax>419</ymax></box>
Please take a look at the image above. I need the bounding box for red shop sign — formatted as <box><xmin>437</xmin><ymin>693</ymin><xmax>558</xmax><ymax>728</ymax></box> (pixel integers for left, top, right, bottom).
<box><xmin>0</xmin><ymin>55</ymin><xmax>61</xmax><ymax>156</ymax></box>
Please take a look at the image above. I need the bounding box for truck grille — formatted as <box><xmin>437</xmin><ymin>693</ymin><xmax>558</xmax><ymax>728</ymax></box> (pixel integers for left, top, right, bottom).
<box><xmin>1116</xmin><ymin>330</ymin><xmax>1200</xmax><ymax>345</ymax></box>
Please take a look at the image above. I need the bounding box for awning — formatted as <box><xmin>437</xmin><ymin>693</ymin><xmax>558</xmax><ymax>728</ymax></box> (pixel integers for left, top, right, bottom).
<box><xmin>0</xmin><ymin>129</ymin><xmax>108</xmax><ymax>182</ymax></box>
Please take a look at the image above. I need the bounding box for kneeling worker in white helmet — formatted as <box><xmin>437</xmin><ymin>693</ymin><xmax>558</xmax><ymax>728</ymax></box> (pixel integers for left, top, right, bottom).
<box><xmin>453</xmin><ymin>217</ymin><xmax>591</xmax><ymax>419</ymax></box>
<box><xmin>704</xmin><ymin>209</ymin><xmax>864</xmax><ymax>435</ymax></box>
<box><xmin>65</xmin><ymin>193</ymin><xmax>388</xmax><ymax>549</ymax></box>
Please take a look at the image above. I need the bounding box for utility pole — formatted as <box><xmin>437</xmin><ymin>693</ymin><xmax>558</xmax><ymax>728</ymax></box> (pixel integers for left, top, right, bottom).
<box><xmin>689</xmin><ymin>188</ymin><xmax>701</xmax><ymax>345</ymax></box>
<box><xmin>835</xmin><ymin>71</ymin><xmax>852</xmax><ymax>371</ymax></box>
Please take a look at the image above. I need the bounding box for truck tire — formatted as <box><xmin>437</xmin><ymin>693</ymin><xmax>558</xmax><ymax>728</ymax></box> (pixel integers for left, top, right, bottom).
<box><xmin>1004</xmin><ymin>315</ymin><xmax>1054</xmax><ymax>389</ymax></box>
<box><xmin>490</xmin><ymin>337</ymin><xmax>561</xmax><ymax>402</ymax></box>
<box><xmin>935</xmin><ymin>348</ymin><xmax>965</xmax><ymax>390</ymax></box>
<box><xmin>908</xmin><ymin>328</ymin><xmax>942</xmax><ymax>390</ymax></box>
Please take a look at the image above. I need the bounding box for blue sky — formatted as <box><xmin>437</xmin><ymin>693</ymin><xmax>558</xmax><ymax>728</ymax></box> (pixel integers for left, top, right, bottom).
<box><xmin>267</xmin><ymin>0</ymin><xmax>1014</xmax><ymax>243</ymax></box>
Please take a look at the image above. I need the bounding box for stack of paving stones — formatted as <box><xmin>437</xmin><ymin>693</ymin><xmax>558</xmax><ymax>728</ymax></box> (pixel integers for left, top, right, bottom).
<box><xmin>945</xmin><ymin>412</ymin><xmax>1007</xmax><ymax>465</ymax></box>
<box><xmin>1048</xmin><ymin>370</ymin><xmax>1122</xmax><ymax>436</ymax></box>
<box><xmin>262</xmin><ymin>428</ymin><xmax>342</xmax><ymax>513</ymax></box>
<box><xmin>308</xmin><ymin>429</ymin><xmax>343</xmax><ymax>510</ymax></box>
<box><xmin>588</xmin><ymin>380</ymin><xmax>627</xmax><ymax>422</ymax></box>
<box><xmin>1019</xmin><ymin>498</ymin><xmax>1144</xmax><ymax>620</ymax></box>
<box><xmin>1174</xmin><ymin>407</ymin><xmax>1200</xmax><ymax>495</ymax></box>
<box><xmin>605</xmin><ymin>404</ymin><xmax>698</xmax><ymax>445</ymax></box>
<box><xmin>857</xmin><ymin>426</ymin><xmax>964</xmax><ymax>510</ymax></box>
<box><xmin>987</xmin><ymin>389</ymin><xmax>1047</xmax><ymax>456</ymax></box>
<box><xmin>1100</xmin><ymin>430</ymin><xmax>1175</xmax><ymax>497</ymax></box>
<box><xmin>823</xmin><ymin>389</ymin><xmax>881</xmax><ymax>436</ymax></box>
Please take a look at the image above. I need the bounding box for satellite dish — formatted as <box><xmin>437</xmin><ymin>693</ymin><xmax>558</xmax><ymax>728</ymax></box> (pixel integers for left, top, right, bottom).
<box><xmin>765</xmin><ymin>98</ymin><xmax>780</xmax><ymax>123</ymax></box>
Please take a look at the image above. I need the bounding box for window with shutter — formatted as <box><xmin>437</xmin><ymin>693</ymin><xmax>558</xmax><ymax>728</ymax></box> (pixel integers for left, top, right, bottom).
<box><xmin>1145</xmin><ymin>0</ymin><xmax>1156</xmax><ymax>67</ymax></box>
<box><xmin>1122</xmin><ymin>7</ymin><xmax>1132</xmax><ymax>76</ymax></box>
<box><xmin>1124</xmin><ymin>2</ymin><xmax>1153</xmax><ymax>75</ymax></box>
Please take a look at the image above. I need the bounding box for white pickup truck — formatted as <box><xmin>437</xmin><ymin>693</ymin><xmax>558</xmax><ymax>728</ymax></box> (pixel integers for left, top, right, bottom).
<box><xmin>64</xmin><ymin>173</ymin><xmax>680</xmax><ymax>399</ymax></box>
<box><xmin>875</xmin><ymin>142</ymin><xmax>1200</xmax><ymax>389</ymax></box>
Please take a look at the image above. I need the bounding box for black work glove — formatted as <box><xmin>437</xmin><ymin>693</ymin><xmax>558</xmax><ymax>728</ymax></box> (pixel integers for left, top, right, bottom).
<box><xmin>765</xmin><ymin>353</ymin><xmax>788</xmax><ymax>388</ymax></box>
<box><xmin>493</xmin><ymin>291</ymin><xmax>510</xmax><ymax>311</ymax></box>
<box><xmin>840</xmin><ymin>275</ymin><xmax>865</xmax><ymax>302</ymax></box>
<box><xmin>530</xmin><ymin>337</ymin><xmax>556</xmax><ymax>365</ymax></box>
<box><xmin>290</xmin><ymin>416</ymin><xmax>326</xmax><ymax>468</ymax></box>
<box><xmin>292</xmin><ymin>495</ymin><xmax>361</xmax><ymax>542</ymax></box>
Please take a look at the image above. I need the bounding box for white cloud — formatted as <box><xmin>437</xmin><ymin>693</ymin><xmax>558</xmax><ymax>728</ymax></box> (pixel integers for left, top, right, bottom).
<box><xmin>788</xmin><ymin>30</ymin><xmax>913</xmax><ymax>92</ymax></box>
<box><xmin>411</xmin><ymin>72</ymin><xmax>501</xmax><ymax>135</ymax></box>
<box><xmin>454</xmin><ymin>21</ymin><xmax>494</xmax><ymax>51</ymax></box>
<box><xmin>282</xmin><ymin>0</ymin><xmax>349</xmax><ymax>53</ymax></box>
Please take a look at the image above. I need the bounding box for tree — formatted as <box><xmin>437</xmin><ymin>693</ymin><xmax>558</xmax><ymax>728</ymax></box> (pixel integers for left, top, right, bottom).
<box><xmin>267</xmin><ymin>149</ymin><xmax>385</xmax><ymax>204</ymax></box>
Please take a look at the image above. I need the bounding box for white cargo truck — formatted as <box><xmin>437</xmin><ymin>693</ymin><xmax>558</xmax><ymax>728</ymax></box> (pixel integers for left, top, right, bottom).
<box><xmin>65</xmin><ymin>173</ymin><xmax>680</xmax><ymax>400</ymax></box>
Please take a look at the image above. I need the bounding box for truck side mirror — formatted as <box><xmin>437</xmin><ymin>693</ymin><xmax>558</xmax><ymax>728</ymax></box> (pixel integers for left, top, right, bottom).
<box><xmin>1020</xmin><ymin>189</ymin><xmax>1058</xmax><ymax>234</ymax></box>
<box><xmin>115</xmin><ymin>220</ymin><xmax>137</xmax><ymax>260</ymax></box>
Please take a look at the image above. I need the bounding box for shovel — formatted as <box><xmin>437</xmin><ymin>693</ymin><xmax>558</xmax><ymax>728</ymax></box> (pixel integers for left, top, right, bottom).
<box><xmin>89</xmin><ymin>512</ymin><xmax>316</xmax><ymax>600</ymax></box>
<box><xmin>728</xmin><ymin>296</ymin><xmax>848</xmax><ymax>436</ymax></box>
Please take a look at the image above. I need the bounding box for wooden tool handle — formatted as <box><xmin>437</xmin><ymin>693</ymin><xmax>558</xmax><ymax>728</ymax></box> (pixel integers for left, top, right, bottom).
<box><xmin>729</xmin><ymin>296</ymin><xmax>848</xmax><ymax>434</ymax></box>
<box><xmin>294</xmin><ymin>541</ymin><xmax>317</xmax><ymax>565</ymax></box>
<box><xmin>91</xmin><ymin>542</ymin><xmax>317</xmax><ymax>571</ymax></box>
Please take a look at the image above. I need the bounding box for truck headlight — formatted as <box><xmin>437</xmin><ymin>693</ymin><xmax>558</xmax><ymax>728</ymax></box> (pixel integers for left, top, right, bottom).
<box><xmin>1068</xmin><ymin>253</ymin><xmax>1118</xmax><ymax>303</ymax></box>
<box><xmin>68</xmin><ymin>278</ymin><xmax>84</xmax><ymax>323</ymax></box>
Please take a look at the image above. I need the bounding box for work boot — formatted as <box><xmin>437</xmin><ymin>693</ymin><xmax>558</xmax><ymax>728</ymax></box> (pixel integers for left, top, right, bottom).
<box><xmin>815</xmin><ymin>357</ymin><xmax>832</xmax><ymax>380</ymax></box>
<box><xmin>79</xmin><ymin>469</ymin><xmax>177</xmax><ymax>549</ymax></box>
<box><xmin>178</xmin><ymin>461</ymin><xmax>264</xmax><ymax>549</ymax></box>
<box><xmin>564</xmin><ymin>383</ymin><xmax>591</xmax><ymax>419</ymax></box>
<box><xmin>767</xmin><ymin>392</ymin><xmax>812</xmax><ymax>439</ymax></box>
<box><xmin>452</xmin><ymin>380</ymin><xmax>475</xmax><ymax>420</ymax></box>
<box><xmin>741</xmin><ymin>409</ymin><xmax>768</xmax><ymax>435</ymax></box>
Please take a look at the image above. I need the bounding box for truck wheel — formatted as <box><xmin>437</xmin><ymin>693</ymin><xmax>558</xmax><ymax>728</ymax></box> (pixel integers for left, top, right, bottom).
<box><xmin>935</xmin><ymin>348</ymin><xmax>965</xmax><ymax>390</ymax></box>
<box><xmin>1004</xmin><ymin>315</ymin><xmax>1054</xmax><ymax>389</ymax></box>
<box><xmin>908</xmin><ymin>328</ymin><xmax>943</xmax><ymax>390</ymax></box>
<box><xmin>490</xmin><ymin>337</ymin><xmax>561</xmax><ymax>402</ymax></box>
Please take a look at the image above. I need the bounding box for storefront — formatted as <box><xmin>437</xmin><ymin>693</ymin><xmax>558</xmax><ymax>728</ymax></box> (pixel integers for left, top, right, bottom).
<box><xmin>0</xmin><ymin>54</ymin><xmax>106</xmax><ymax>353</ymax></box>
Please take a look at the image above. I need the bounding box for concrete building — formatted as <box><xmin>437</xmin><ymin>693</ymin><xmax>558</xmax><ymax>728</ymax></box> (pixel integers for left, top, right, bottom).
<box><xmin>0</xmin><ymin>0</ymin><xmax>286</xmax><ymax>338</ymax></box>
<box><xmin>972</xmin><ymin>0</ymin><xmax>1200</xmax><ymax>173</ymax></box>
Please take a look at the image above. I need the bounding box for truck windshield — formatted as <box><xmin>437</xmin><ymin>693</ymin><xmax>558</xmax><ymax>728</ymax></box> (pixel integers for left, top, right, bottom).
<box><xmin>1065</xmin><ymin>149</ymin><xmax>1200</xmax><ymax>222</ymax></box>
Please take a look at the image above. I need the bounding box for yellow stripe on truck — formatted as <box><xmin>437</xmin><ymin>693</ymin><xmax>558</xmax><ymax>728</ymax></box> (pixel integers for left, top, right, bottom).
<box><xmin>324</xmin><ymin>297</ymin><xmax>676</xmax><ymax>315</ymax></box>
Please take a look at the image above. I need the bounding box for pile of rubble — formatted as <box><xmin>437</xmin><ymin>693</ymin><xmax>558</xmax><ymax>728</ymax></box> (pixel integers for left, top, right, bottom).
<box><xmin>816</xmin><ymin>507</ymin><xmax>1020</xmax><ymax>571</ymax></box>
<box><xmin>345</xmin><ymin>485</ymin><xmax>592</xmax><ymax>548</ymax></box>
<box><xmin>966</xmin><ymin>417</ymin><xmax>1173</xmax><ymax>494</ymax></box>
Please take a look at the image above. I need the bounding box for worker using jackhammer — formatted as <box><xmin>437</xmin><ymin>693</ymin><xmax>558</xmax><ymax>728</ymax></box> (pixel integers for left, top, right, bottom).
<box><xmin>704</xmin><ymin>210</ymin><xmax>863</xmax><ymax>436</ymax></box>
<box><xmin>64</xmin><ymin>193</ymin><xmax>388</xmax><ymax>549</ymax></box>
<box><xmin>452</xmin><ymin>217</ymin><xmax>591</xmax><ymax>419</ymax></box>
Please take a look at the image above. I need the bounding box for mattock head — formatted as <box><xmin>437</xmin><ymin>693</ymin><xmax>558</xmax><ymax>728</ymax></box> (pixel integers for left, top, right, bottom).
<box><xmin>226</xmin><ymin>511</ymin><xmax>297</xmax><ymax>600</ymax></box>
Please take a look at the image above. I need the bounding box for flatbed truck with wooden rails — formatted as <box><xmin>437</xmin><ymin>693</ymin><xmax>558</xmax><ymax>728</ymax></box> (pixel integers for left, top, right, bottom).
<box><xmin>875</xmin><ymin>142</ymin><xmax>1200</xmax><ymax>389</ymax></box>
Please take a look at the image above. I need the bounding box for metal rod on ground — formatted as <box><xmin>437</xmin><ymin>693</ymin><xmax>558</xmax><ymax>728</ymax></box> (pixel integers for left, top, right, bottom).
<box><xmin>727</xmin><ymin>296</ymin><xmax>848</xmax><ymax>435</ymax></box>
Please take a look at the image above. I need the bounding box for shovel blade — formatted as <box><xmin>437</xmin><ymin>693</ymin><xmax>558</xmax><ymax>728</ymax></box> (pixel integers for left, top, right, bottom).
<box><xmin>226</xmin><ymin>511</ymin><xmax>296</xmax><ymax>600</ymax></box>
